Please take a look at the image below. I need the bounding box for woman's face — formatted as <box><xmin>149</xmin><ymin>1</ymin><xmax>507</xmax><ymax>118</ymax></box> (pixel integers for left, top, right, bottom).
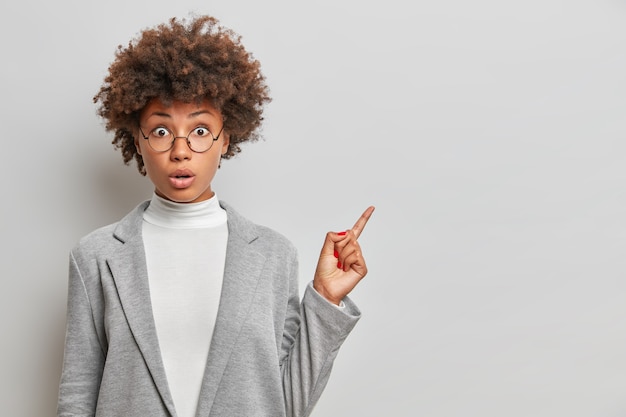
<box><xmin>135</xmin><ymin>98</ymin><xmax>229</xmax><ymax>203</ymax></box>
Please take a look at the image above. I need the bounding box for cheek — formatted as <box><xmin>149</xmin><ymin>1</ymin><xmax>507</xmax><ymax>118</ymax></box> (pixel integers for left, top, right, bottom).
<box><xmin>200</xmin><ymin>154</ymin><xmax>223</xmax><ymax>180</ymax></box>
<box><xmin>140</xmin><ymin>154</ymin><xmax>164</xmax><ymax>178</ymax></box>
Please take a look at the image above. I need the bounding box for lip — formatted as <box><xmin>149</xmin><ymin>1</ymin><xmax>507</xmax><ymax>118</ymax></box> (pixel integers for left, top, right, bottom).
<box><xmin>169</xmin><ymin>169</ymin><xmax>195</xmax><ymax>189</ymax></box>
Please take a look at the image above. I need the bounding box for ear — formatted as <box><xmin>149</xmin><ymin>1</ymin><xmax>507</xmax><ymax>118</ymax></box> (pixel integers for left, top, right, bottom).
<box><xmin>134</xmin><ymin>135</ymin><xmax>142</xmax><ymax>155</ymax></box>
<box><xmin>221</xmin><ymin>132</ymin><xmax>230</xmax><ymax>156</ymax></box>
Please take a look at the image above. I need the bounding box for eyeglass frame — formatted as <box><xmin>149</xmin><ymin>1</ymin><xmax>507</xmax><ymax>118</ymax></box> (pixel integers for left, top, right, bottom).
<box><xmin>138</xmin><ymin>124</ymin><xmax>225</xmax><ymax>153</ymax></box>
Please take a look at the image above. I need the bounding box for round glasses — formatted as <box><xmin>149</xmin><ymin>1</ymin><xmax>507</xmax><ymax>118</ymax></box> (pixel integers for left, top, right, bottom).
<box><xmin>139</xmin><ymin>124</ymin><xmax>224</xmax><ymax>153</ymax></box>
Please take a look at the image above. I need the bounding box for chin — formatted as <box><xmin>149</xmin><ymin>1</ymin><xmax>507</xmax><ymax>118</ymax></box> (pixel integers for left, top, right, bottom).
<box><xmin>158</xmin><ymin>189</ymin><xmax>213</xmax><ymax>204</ymax></box>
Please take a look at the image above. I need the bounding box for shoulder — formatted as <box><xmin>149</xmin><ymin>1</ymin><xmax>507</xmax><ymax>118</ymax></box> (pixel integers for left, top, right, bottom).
<box><xmin>73</xmin><ymin>223</ymin><xmax>117</xmax><ymax>253</ymax></box>
<box><xmin>220</xmin><ymin>200</ymin><xmax>297</xmax><ymax>256</ymax></box>
<box><xmin>71</xmin><ymin>201</ymin><xmax>148</xmax><ymax>259</ymax></box>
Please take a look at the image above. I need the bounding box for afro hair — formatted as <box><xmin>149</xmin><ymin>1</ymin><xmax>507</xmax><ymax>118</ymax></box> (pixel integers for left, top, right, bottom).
<box><xmin>94</xmin><ymin>15</ymin><xmax>271</xmax><ymax>174</ymax></box>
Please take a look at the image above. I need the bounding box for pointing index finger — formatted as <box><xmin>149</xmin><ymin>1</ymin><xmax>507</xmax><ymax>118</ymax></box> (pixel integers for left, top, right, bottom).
<box><xmin>351</xmin><ymin>206</ymin><xmax>375</xmax><ymax>240</ymax></box>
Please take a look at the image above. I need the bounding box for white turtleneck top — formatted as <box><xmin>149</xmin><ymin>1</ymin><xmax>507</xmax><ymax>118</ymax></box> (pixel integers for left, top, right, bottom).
<box><xmin>142</xmin><ymin>193</ymin><xmax>228</xmax><ymax>417</ymax></box>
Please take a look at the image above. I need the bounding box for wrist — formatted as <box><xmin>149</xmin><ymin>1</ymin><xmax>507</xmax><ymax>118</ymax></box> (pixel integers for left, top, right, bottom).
<box><xmin>313</xmin><ymin>281</ymin><xmax>341</xmax><ymax>306</ymax></box>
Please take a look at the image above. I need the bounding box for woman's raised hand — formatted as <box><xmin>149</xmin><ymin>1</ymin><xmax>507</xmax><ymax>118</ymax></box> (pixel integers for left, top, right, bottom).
<box><xmin>313</xmin><ymin>206</ymin><xmax>375</xmax><ymax>305</ymax></box>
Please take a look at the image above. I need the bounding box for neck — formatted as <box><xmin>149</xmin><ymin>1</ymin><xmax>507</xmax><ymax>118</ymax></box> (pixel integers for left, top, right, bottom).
<box><xmin>143</xmin><ymin>193</ymin><xmax>227</xmax><ymax>229</ymax></box>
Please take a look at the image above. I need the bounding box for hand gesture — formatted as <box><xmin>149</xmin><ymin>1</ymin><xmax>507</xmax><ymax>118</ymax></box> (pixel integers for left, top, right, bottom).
<box><xmin>313</xmin><ymin>206</ymin><xmax>375</xmax><ymax>305</ymax></box>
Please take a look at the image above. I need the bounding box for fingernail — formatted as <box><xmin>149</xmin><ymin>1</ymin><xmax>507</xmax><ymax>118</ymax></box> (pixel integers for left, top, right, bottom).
<box><xmin>338</xmin><ymin>231</ymin><xmax>347</xmax><ymax>236</ymax></box>
<box><xmin>333</xmin><ymin>250</ymin><xmax>339</xmax><ymax>258</ymax></box>
<box><xmin>337</xmin><ymin>261</ymin><xmax>342</xmax><ymax>269</ymax></box>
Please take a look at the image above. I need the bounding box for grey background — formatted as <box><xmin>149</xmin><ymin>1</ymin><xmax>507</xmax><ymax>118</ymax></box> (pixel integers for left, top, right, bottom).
<box><xmin>1</xmin><ymin>0</ymin><xmax>625</xmax><ymax>416</ymax></box>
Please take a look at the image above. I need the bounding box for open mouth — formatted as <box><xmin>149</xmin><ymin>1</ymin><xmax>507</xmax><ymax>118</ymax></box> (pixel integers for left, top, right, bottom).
<box><xmin>171</xmin><ymin>169</ymin><xmax>194</xmax><ymax>178</ymax></box>
<box><xmin>169</xmin><ymin>170</ymin><xmax>195</xmax><ymax>188</ymax></box>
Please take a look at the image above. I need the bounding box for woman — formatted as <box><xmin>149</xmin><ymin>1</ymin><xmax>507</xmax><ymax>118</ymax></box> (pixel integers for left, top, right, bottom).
<box><xmin>57</xmin><ymin>14</ymin><xmax>374</xmax><ymax>417</ymax></box>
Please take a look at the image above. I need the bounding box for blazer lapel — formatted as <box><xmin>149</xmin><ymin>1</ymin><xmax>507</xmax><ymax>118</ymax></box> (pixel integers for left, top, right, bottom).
<box><xmin>107</xmin><ymin>202</ymin><xmax>177</xmax><ymax>416</ymax></box>
<box><xmin>195</xmin><ymin>202</ymin><xmax>266</xmax><ymax>416</ymax></box>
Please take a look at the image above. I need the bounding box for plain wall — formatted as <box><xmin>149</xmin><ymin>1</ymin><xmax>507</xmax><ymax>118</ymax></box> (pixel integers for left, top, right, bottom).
<box><xmin>1</xmin><ymin>1</ymin><xmax>625</xmax><ymax>416</ymax></box>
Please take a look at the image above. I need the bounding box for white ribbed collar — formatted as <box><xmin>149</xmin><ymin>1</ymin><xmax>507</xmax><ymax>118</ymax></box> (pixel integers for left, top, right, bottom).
<box><xmin>143</xmin><ymin>193</ymin><xmax>227</xmax><ymax>229</ymax></box>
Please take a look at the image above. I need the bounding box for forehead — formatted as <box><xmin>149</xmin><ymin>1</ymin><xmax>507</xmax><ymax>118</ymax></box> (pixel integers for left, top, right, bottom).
<box><xmin>140</xmin><ymin>98</ymin><xmax>221</xmax><ymax>121</ymax></box>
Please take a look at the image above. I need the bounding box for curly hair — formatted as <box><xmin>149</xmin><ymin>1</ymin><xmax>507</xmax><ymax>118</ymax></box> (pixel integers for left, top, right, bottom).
<box><xmin>94</xmin><ymin>15</ymin><xmax>271</xmax><ymax>174</ymax></box>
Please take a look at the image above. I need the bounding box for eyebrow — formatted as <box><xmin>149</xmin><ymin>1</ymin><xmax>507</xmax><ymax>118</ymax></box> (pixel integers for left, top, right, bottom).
<box><xmin>146</xmin><ymin>109</ymin><xmax>214</xmax><ymax>119</ymax></box>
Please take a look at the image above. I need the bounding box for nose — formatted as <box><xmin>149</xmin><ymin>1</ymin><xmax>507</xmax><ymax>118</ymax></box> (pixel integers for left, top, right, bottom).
<box><xmin>169</xmin><ymin>135</ymin><xmax>192</xmax><ymax>160</ymax></box>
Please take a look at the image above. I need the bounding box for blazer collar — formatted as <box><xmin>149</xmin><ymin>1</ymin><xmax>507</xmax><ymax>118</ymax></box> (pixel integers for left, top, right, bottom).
<box><xmin>111</xmin><ymin>200</ymin><xmax>259</xmax><ymax>244</ymax></box>
<box><xmin>107</xmin><ymin>199</ymin><xmax>266</xmax><ymax>417</ymax></box>
<box><xmin>107</xmin><ymin>201</ymin><xmax>175</xmax><ymax>414</ymax></box>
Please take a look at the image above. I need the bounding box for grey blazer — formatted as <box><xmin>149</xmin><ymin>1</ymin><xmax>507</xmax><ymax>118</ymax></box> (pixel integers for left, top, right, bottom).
<box><xmin>57</xmin><ymin>200</ymin><xmax>361</xmax><ymax>417</ymax></box>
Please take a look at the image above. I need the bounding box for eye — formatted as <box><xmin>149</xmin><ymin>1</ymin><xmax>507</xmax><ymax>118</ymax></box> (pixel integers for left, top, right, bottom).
<box><xmin>151</xmin><ymin>127</ymin><xmax>171</xmax><ymax>138</ymax></box>
<box><xmin>192</xmin><ymin>126</ymin><xmax>212</xmax><ymax>138</ymax></box>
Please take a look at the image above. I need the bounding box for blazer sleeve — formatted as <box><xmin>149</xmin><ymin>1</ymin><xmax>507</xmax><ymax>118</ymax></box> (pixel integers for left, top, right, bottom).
<box><xmin>57</xmin><ymin>251</ymin><xmax>106</xmax><ymax>417</ymax></box>
<box><xmin>280</xmin><ymin>252</ymin><xmax>361</xmax><ymax>417</ymax></box>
